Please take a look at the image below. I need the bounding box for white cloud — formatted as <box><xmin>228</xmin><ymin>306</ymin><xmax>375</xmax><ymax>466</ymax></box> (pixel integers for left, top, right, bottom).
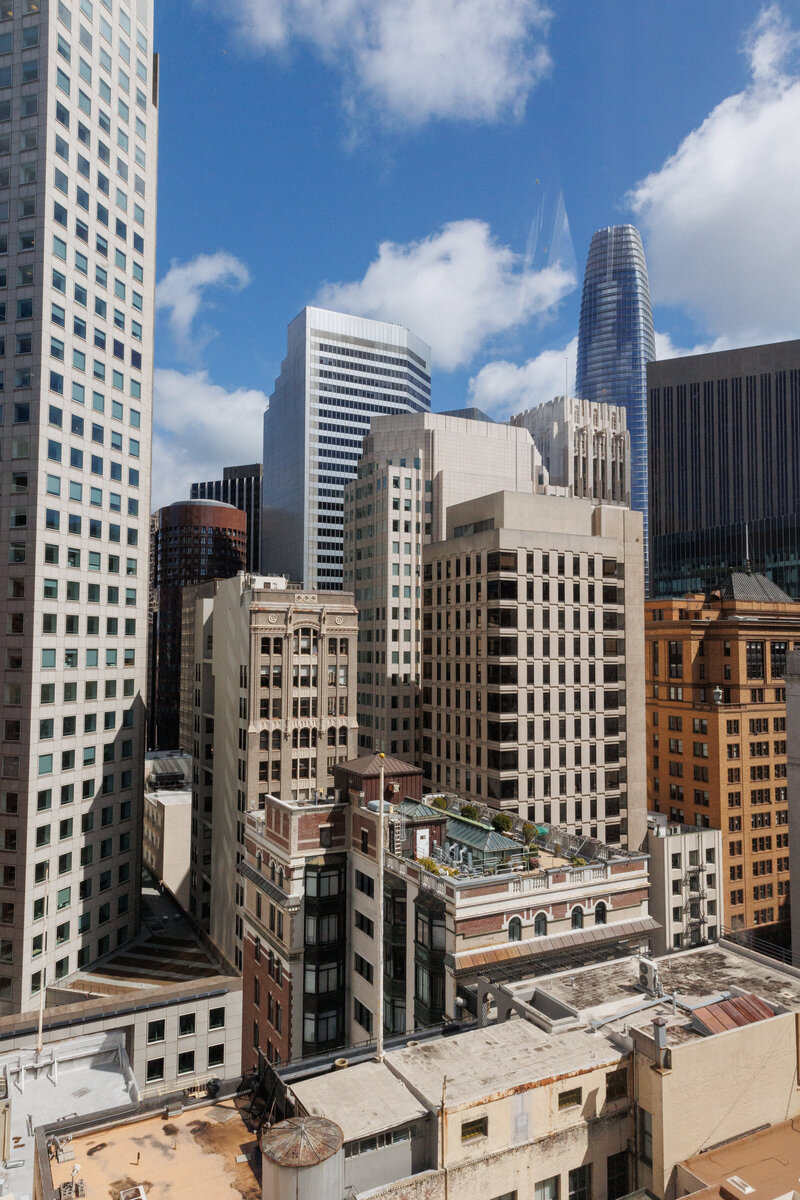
<box><xmin>653</xmin><ymin>331</ymin><xmax>734</xmax><ymax>361</ymax></box>
<box><xmin>226</xmin><ymin>0</ymin><xmax>551</xmax><ymax>126</ymax></box>
<box><xmin>152</xmin><ymin>368</ymin><xmax>268</xmax><ymax>510</ymax></box>
<box><xmin>316</xmin><ymin>219</ymin><xmax>575</xmax><ymax>370</ymax></box>
<box><xmin>467</xmin><ymin>337</ymin><xmax>577</xmax><ymax>420</ymax></box>
<box><xmin>156</xmin><ymin>252</ymin><xmax>251</xmax><ymax>356</ymax></box>
<box><xmin>629</xmin><ymin>4</ymin><xmax>800</xmax><ymax>344</ymax></box>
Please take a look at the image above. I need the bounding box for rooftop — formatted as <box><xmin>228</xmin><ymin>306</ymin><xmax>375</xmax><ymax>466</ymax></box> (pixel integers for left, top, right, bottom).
<box><xmin>146</xmin><ymin>785</ymin><xmax>192</xmax><ymax>808</ymax></box>
<box><xmin>710</xmin><ymin>570</ymin><xmax>795</xmax><ymax>604</ymax></box>
<box><xmin>3</xmin><ymin>1031</ymin><xmax>136</xmax><ymax>1200</ymax></box>
<box><xmin>47</xmin><ymin>1099</ymin><xmax>261</xmax><ymax>1200</ymax></box>
<box><xmin>339</xmin><ymin>752</ymin><xmax>424</xmax><ymax>778</ymax></box>
<box><xmin>680</xmin><ymin>1118</ymin><xmax>800</xmax><ymax>1200</ymax></box>
<box><xmin>292</xmin><ymin>1060</ymin><xmax>428</xmax><ymax>1140</ymax></box>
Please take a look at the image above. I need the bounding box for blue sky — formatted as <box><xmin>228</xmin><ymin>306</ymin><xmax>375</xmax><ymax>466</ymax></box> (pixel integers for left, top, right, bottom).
<box><xmin>150</xmin><ymin>1</ymin><xmax>800</xmax><ymax>506</ymax></box>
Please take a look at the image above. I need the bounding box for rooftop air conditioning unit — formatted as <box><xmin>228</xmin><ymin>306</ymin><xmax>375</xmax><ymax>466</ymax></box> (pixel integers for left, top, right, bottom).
<box><xmin>638</xmin><ymin>957</ymin><xmax>660</xmax><ymax>995</ymax></box>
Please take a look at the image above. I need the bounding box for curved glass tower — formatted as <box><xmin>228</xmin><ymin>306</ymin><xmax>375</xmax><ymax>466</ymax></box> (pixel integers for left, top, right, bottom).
<box><xmin>576</xmin><ymin>225</ymin><xmax>655</xmax><ymax>578</ymax></box>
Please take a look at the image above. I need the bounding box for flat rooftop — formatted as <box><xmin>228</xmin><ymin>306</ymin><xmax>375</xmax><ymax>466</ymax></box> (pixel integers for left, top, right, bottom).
<box><xmin>3</xmin><ymin>1032</ymin><xmax>136</xmax><ymax>1200</ymax></box>
<box><xmin>48</xmin><ymin>1099</ymin><xmax>260</xmax><ymax>1200</ymax></box>
<box><xmin>680</xmin><ymin>1117</ymin><xmax>800</xmax><ymax>1200</ymax></box>
<box><xmin>292</xmin><ymin>1060</ymin><xmax>428</xmax><ymax>1140</ymax></box>
<box><xmin>535</xmin><ymin>946</ymin><xmax>800</xmax><ymax>1018</ymax></box>
<box><xmin>385</xmin><ymin>1020</ymin><xmax>623</xmax><ymax>1110</ymax></box>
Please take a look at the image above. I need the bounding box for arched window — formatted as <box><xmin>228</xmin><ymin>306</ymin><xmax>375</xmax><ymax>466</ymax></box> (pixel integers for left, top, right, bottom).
<box><xmin>328</xmin><ymin>727</ymin><xmax>336</xmax><ymax>746</ymax></box>
<box><xmin>278</xmin><ymin>867</ymin><xmax>284</xmax><ymax>889</ymax></box>
<box><xmin>291</xmin><ymin>730</ymin><xmax>299</xmax><ymax>749</ymax></box>
<box><xmin>311</xmin><ymin>728</ymin><xmax>317</xmax><ymax>747</ymax></box>
<box><xmin>270</xmin><ymin>861</ymin><xmax>276</xmax><ymax>882</ymax></box>
<box><xmin>299</xmin><ymin>728</ymin><xmax>310</xmax><ymax>748</ymax></box>
<box><xmin>259</xmin><ymin>730</ymin><xmax>268</xmax><ymax>750</ymax></box>
<box><xmin>534</xmin><ymin>912</ymin><xmax>547</xmax><ymax>937</ymax></box>
<box><xmin>595</xmin><ymin>901</ymin><xmax>607</xmax><ymax>925</ymax></box>
<box><xmin>272</xmin><ymin>730</ymin><xmax>281</xmax><ymax>750</ymax></box>
<box><xmin>508</xmin><ymin>917</ymin><xmax>522</xmax><ymax>942</ymax></box>
<box><xmin>338</xmin><ymin>726</ymin><xmax>348</xmax><ymax>746</ymax></box>
<box><xmin>571</xmin><ymin>907</ymin><xmax>584</xmax><ymax>929</ymax></box>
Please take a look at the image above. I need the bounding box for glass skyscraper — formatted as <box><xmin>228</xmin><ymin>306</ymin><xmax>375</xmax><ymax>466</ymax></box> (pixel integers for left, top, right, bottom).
<box><xmin>576</xmin><ymin>225</ymin><xmax>655</xmax><ymax>579</ymax></box>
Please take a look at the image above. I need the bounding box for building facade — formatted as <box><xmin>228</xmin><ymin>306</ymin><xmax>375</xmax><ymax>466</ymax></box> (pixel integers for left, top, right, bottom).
<box><xmin>576</xmin><ymin>225</ymin><xmax>655</xmax><ymax>579</ymax></box>
<box><xmin>342</xmin><ymin>412</ymin><xmax>543</xmax><ymax>756</ymax></box>
<box><xmin>511</xmin><ymin>396</ymin><xmax>631</xmax><ymax>506</ymax></box>
<box><xmin>0</xmin><ymin>0</ymin><xmax>159</xmax><ymax>1013</ymax></box>
<box><xmin>648</xmin><ymin>338</ymin><xmax>800</xmax><ymax>598</ymax></box>
<box><xmin>148</xmin><ymin>499</ymin><xmax>247</xmax><ymax>751</ymax></box>
<box><xmin>644</xmin><ymin>814</ymin><xmax>723</xmax><ymax>955</ymax></box>
<box><xmin>182</xmin><ymin>576</ymin><xmax>360</xmax><ymax>968</ymax></box>
<box><xmin>646</xmin><ymin>573</ymin><xmax>800</xmax><ymax>933</ymax></box>
<box><xmin>420</xmin><ymin>491</ymin><xmax>647</xmax><ymax>848</ymax></box>
<box><xmin>261</xmin><ymin>306</ymin><xmax>431</xmax><ymax>591</ymax></box>
<box><xmin>190</xmin><ymin>462</ymin><xmax>263</xmax><ymax>574</ymax></box>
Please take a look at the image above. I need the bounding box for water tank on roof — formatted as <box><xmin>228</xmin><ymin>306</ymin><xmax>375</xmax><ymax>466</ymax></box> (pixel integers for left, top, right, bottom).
<box><xmin>261</xmin><ymin>1116</ymin><xmax>344</xmax><ymax>1200</ymax></box>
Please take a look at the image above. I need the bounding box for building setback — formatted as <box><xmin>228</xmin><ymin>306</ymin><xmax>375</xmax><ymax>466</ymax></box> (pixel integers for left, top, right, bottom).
<box><xmin>648</xmin><ymin>339</ymin><xmax>800</xmax><ymax>598</ymax></box>
<box><xmin>646</xmin><ymin>572</ymin><xmax>800</xmax><ymax>934</ymax></box>
<box><xmin>0</xmin><ymin>0</ymin><xmax>159</xmax><ymax>1013</ymax></box>
<box><xmin>644</xmin><ymin>814</ymin><xmax>723</xmax><ymax>955</ymax></box>
<box><xmin>420</xmin><ymin>491</ymin><xmax>647</xmax><ymax>849</ymax></box>
<box><xmin>190</xmin><ymin>463</ymin><xmax>263</xmax><ymax>574</ymax></box>
<box><xmin>148</xmin><ymin>499</ymin><xmax>247</xmax><ymax>751</ymax></box>
<box><xmin>262</xmin><ymin>306</ymin><xmax>431</xmax><ymax>591</ymax></box>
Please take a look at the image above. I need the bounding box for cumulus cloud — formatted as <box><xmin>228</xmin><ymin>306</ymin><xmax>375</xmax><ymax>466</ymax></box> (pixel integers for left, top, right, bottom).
<box><xmin>468</xmin><ymin>337</ymin><xmax>578</xmax><ymax>420</ymax></box>
<box><xmin>225</xmin><ymin>0</ymin><xmax>551</xmax><ymax>127</ymax></box>
<box><xmin>156</xmin><ymin>252</ymin><xmax>251</xmax><ymax>356</ymax></box>
<box><xmin>316</xmin><ymin>219</ymin><xmax>575</xmax><ymax>370</ymax></box>
<box><xmin>152</xmin><ymin>368</ymin><xmax>268</xmax><ymax>509</ymax></box>
<box><xmin>630</xmin><ymin>4</ymin><xmax>800</xmax><ymax>344</ymax></box>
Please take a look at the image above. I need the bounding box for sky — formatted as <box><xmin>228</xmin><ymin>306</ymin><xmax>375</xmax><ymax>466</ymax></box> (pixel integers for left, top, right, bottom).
<box><xmin>150</xmin><ymin>0</ymin><xmax>800</xmax><ymax>507</ymax></box>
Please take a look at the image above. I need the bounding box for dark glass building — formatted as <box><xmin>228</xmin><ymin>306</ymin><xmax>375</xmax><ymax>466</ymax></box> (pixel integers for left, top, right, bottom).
<box><xmin>576</xmin><ymin>225</ymin><xmax>655</xmax><ymax>576</ymax></box>
<box><xmin>190</xmin><ymin>462</ymin><xmax>263</xmax><ymax>574</ymax></box>
<box><xmin>148</xmin><ymin>500</ymin><xmax>247</xmax><ymax>750</ymax></box>
<box><xmin>648</xmin><ymin>339</ymin><xmax>800</xmax><ymax>598</ymax></box>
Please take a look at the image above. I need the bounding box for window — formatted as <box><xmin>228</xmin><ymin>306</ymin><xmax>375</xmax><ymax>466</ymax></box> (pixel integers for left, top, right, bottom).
<box><xmin>571</xmin><ymin>907</ymin><xmax>584</xmax><ymax>929</ymax></box>
<box><xmin>209</xmin><ymin>1006</ymin><xmax>225</xmax><ymax>1030</ymax></box>
<box><xmin>559</xmin><ymin>1087</ymin><xmax>582</xmax><ymax>1109</ymax></box>
<box><xmin>178</xmin><ymin>1012</ymin><xmax>196</xmax><ymax>1037</ymax></box>
<box><xmin>606</xmin><ymin>1068</ymin><xmax>627</xmax><ymax>1101</ymax></box>
<box><xmin>639</xmin><ymin>1107</ymin><xmax>653</xmax><ymax>1165</ymax></box>
<box><xmin>461</xmin><ymin>1116</ymin><xmax>488</xmax><ymax>1141</ymax></box>
<box><xmin>607</xmin><ymin>1152</ymin><xmax>629</xmax><ymax>1200</ymax></box>
<box><xmin>147</xmin><ymin>1019</ymin><xmax>165</xmax><ymax>1043</ymax></box>
<box><xmin>353</xmin><ymin>998</ymin><xmax>373</xmax><ymax>1034</ymax></box>
<box><xmin>508</xmin><ymin>916</ymin><xmax>522</xmax><ymax>941</ymax></box>
<box><xmin>534</xmin><ymin>912</ymin><xmax>548</xmax><ymax>937</ymax></box>
<box><xmin>177</xmin><ymin>1050</ymin><xmax>195</xmax><ymax>1076</ymax></box>
<box><xmin>146</xmin><ymin>1058</ymin><xmax>164</xmax><ymax>1083</ymax></box>
<box><xmin>569</xmin><ymin>1165</ymin><xmax>592</xmax><ymax>1200</ymax></box>
<box><xmin>536</xmin><ymin>1178</ymin><xmax>559</xmax><ymax>1200</ymax></box>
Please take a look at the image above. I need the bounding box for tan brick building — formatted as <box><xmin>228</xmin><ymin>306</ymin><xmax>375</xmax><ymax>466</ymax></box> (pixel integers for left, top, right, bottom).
<box><xmin>646</xmin><ymin>572</ymin><xmax>800</xmax><ymax>933</ymax></box>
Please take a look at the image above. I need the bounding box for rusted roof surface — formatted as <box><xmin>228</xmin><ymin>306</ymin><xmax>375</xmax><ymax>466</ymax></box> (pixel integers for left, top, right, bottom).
<box><xmin>454</xmin><ymin>916</ymin><xmax>660</xmax><ymax>974</ymax></box>
<box><xmin>261</xmin><ymin>1116</ymin><xmax>343</xmax><ymax>1167</ymax></box>
<box><xmin>337</xmin><ymin>753</ymin><xmax>423</xmax><ymax>778</ymax></box>
<box><xmin>692</xmin><ymin>992</ymin><xmax>775</xmax><ymax>1035</ymax></box>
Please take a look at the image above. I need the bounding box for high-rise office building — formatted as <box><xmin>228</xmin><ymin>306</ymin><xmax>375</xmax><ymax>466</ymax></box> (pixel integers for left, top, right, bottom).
<box><xmin>148</xmin><ymin>500</ymin><xmax>247</xmax><ymax>752</ymax></box>
<box><xmin>576</xmin><ymin>225</ymin><xmax>655</xmax><ymax>579</ymax></box>
<box><xmin>421</xmin><ymin>491</ymin><xmax>647</xmax><ymax>849</ymax></box>
<box><xmin>261</xmin><ymin>307</ymin><xmax>431</xmax><ymax>591</ymax></box>
<box><xmin>343</xmin><ymin>413</ymin><xmax>542</xmax><ymax>756</ymax></box>
<box><xmin>649</xmin><ymin>340</ymin><xmax>800</xmax><ymax>599</ymax></box>
<box><xmin>190</xmin><ymin>463</ymin><xmax>262</xmax><ymax>574</ymax></box>
<box><xmin>0</xmin><ymin>0</ymin><xmax>159</xmax><ymax>1013</ymax></box>
<box><xmin>511</xmin><ymin>396</ymin><xmax>631</xmax><ymax>506</ymax></box>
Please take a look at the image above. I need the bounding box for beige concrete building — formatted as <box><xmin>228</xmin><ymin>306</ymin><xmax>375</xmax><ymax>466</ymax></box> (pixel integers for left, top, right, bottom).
<box><xmin>511</xmin><ymin>395</ymin><xmax>631</xmax><ymax>505</ymax></box>
<box><xmin>645</xmin><ymin>814</ymin><xmax>723</xmax><ymax>955</ymax></box>
<box><xmin>421</xmin><ymin>490</ymin><xmax>646</xmax><ymax>848</ymax></box>
<box><xmin>785</xmin><ymin>649</ymin><xmax>800</xmax><ymax>966</ymax></box>
<box><xmin>342</xmin><ymin>412</ymin><xmax>545</xmax><ymax>757</ymax></box>
<box><xmin>182</xmin><ymin>575</ymin><xmax>359</xmax><ymax>970</ymax></box>
<box><xmin>142</xmin><ymin>784</ymin><xmax>191</xmax><ymax>910</ymax></box>
<box><xmin>269</xmin><ymin>942</ymin><xmax>800</xmax><ymax>1200</ymax></box>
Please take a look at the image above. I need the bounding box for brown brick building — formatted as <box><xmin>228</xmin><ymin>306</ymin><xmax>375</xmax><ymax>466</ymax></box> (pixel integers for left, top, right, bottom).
<box><xmin>646</xmin><ymin>572</ymin><xmax>800</xmax><ymax>934</ymax></box>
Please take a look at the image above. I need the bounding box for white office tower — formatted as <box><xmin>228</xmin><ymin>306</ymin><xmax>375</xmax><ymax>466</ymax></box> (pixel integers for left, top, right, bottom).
<box><xmin>342</xmin><ymin>413</ymin><xmax>544</xmax><ymax>756</ymax></box>
<box><xmin>261</xmin><ymin>307</ymin><xmax>431</xmax><ymax>591</ymax></box>
<box><xmin>0</xmin><ymin>0</ymin><xmax>158</xmax><ymax>1013</ymax></box>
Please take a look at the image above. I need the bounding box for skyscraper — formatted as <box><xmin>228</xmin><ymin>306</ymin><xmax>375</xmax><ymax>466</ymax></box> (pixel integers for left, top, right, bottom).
<box><xmin>261</xmin><ymin>307</ymin><xmax>431</xmax><ymax>590</ymax></box>
<box><xmin>190</xmin><ymin>462</ymin><xmax>263</xmax><ymax>573</ymax></box>
<box><xmin>648</xmin><ymin>339</ymin><xmax>800</xmax><ymax>598</ymax></box>
<box><xmin>576</xmin><ymin>225</ymin><xmax>655</xmax><ymax>579</ymax></box>
<box><xmin>0</xmin><ymin>0</ymin><xmax>159</xmax><ymax>1012</ymax></box>
<box><xmin>148</xmin><ymin>500</ymin><xmax>247</xmax><ymax>752</ymax></box>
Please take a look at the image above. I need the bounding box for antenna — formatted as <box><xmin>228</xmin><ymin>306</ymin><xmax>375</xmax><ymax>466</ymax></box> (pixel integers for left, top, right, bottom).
<box><xmin>744</xmin><ymin>524</ymin><xmax>752</xmax><ymax>574</ymax></box>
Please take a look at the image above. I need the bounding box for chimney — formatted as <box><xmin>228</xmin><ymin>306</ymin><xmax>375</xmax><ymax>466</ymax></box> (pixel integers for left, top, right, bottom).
<box><xmin>652</xmin><ymin>1016</ymin><xmax>668</xmax><ymax>1069</ymax></box>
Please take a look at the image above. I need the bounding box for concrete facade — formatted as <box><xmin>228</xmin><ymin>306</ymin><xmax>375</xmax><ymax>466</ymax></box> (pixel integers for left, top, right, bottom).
<box><xmin>511</xmin><ymin>395</ymin><xmax>631</xmax><ymax>506</ymax></box>
<box><xmin>644</xmin><ymin>814</ymin><xmax>723</xmax><ymax>955</ymax></box>
<box><xmin>191</xmin><ymin>462</ymin><xmax>263</xmax><ymax>574</ymax></box>
<box><xmin>0</xmin><ymin>0</ymin><xmax>159</xmax><ymax>1015</ymax></box>
<box><xmin>343</xmin><ymin>412</ymin><xmax>544</xmax><ymax>757</ymax></box>
<box><xmin>420</xmin><ymin>491</ymin><xmax>647</xmax><ymax>848</ymax></box>
<box><xmin>142</xmin><ymin>784</ymin><xmax>191</xmax><ymax>909</ymax></box>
